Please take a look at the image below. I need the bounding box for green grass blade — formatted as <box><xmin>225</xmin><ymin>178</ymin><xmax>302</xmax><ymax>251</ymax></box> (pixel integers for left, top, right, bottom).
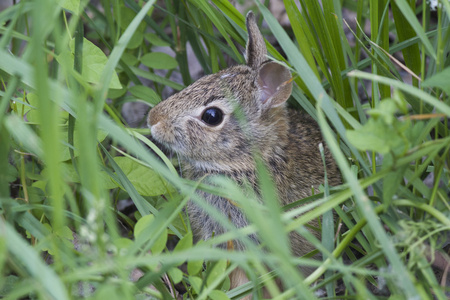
<box><xmin>316</xmin><ymin>100</ymin><xmax>419</xmax><ymax>297</ymax></box>
<box><xmin>1</xmin><ymin>220</ymin><xmax>69</xmax><ymax>300</ymax></box>
<box><xmin>394</xmin><ymin>0</ymin><xmax>437</xmax><ymax>60</ymax></box>
<box><xmin>349</xmin><ymin>70</ymin><xmax>450</xmax><ymax>116</ymax></box>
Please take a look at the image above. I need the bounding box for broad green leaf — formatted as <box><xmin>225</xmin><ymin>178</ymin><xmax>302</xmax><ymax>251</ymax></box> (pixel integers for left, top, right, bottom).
<box><xmin>141</xmin><ymin>52</ymin><xmax>178</xmax><ymax>70</ymax></box>
<box><xmin>113</xmin><ymin>156</ymin><xmax>175</xmax><ymax>196</ymax></box>
<box><xmin>59</xmin><ymin>126</ymin><xmax>108</xmax><ymax>161</ymax></box>
<box><xmin>57</xmin><ymin>38</ymin><xmax>122</xmax><ymax>89</ymax></box>
<box><xmin>167</xmin><ymin>267</ymin><xmax>183</xmax><ymax>284</ymax></box>
<box><xmin>58</xmin><ymin>0</ymin><xmax>79</xmax><ymax>14</ymax></box>
<box><xmin>129</xmin><ymin>85</ymin><xmax>161</xmax><ymax>106</ymax></box>
<box><xmin>18</xmin><ymin>93</ymin><xmax>67</xmax><ymax>124</ymax></box>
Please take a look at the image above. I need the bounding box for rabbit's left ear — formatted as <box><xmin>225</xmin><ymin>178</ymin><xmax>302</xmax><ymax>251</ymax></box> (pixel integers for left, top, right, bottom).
<box><xmin>257</xmin><ymin>62</ymin><xmax>293</xmax><ymax>108</ymax></box>
<box><xmin>245</xmin><ymin>11</ymin><xmax>267</xmax><ymax>69</ymax></box>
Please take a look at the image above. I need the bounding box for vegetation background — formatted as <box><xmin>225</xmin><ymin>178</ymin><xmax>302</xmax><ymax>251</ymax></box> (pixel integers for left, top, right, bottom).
<box><xmin>0</xmin><ymin>0</ymin><xmax>449</xmax><ymax>299</ymax></box>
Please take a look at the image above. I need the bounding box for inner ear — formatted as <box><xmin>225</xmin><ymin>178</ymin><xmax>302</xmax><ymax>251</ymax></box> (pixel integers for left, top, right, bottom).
<box><xmin>258</xmin><ymin>62</ymin><xmax>293</xmax><ymax>108</ymax></box>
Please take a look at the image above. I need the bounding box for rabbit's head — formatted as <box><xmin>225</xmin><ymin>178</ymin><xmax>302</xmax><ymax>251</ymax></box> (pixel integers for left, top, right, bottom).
<box><xmin>148</xmin><ymin>12</ymin><xmax>293</xmax><ymax>173</ymax></box>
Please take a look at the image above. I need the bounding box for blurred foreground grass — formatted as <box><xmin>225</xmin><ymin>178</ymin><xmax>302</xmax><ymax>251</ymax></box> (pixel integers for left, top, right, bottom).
<box><xmin>0</xmin><ymin>0</ymin><xmax>449</xmax><ymax>299</ymax></box>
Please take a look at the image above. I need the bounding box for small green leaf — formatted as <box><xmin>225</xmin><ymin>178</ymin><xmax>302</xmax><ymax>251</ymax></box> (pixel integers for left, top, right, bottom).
<box><xmin>174</xmin><ymin>231</ymin><xmax>193</xmax><ymax>252</ymax></box>
<box><xmin>134</xmin><ymin>214</ymin><xmax>155</xmax><ymax>238</ymax></box>
<box><xmin>141</xmin><ymin>52</ymin><xmax>178</xmax><ymax>70</ymax></box>
<box><xmin>114</xmin><ymin>238</ymin><xmax>134</xmax><ymax>255</ymax></box>
<box><xmin>382</xmin><ymin>155</ymin><xmax>408</xmax><ymax>206</ymax></box>
<box><xmin>116</xmin><ymin>5</ymin><xmax>146</xmax><ymax>32</ymax></box>
<box><xmin>0</xmin><ymin>275</ymin><xmax>19</xmax><ymax>297</ymax></box>
<box><xmin>32</xmin><ymin>180</ymin><xmax>47</xmax><ymax>192</ymax></box>
<box><xmin>39</xmin><ymin>224</ymin><xmax>74</xmax><ymax>255</ymax></box>
<box><xmin>168</xmin><ymin>267</ymin><xmax>183</xmax><ymax>284</ymax></box>
<box><xmin>368</xmin><ymin>100</ymin><xmax>397</xmax><ymax>125</ymax></box>
<box><xmin>129</xmin><ymin>85</ymin><xmax>161</xmax><ymax>106</ymax></box>
<box><xmin>188</xmin><ymin>275</ymin><xmax>203</xmax><ymax>294</ymax></box>
<box><xmin>113</xmin><ymin>156</ymin><xmax>175</xmax><ymax>196</ymax></box>
<box><xmin>92</xmin><ymin>286</ymin><xmax>123</xmax><ymax>300</ymax></box>
<box><xmin>206</xmin><ymin>259</ymin><xmax>227</xmax><ymax>287</ymax></box>
<box><xmin>114</xmin><ymin>5</ymin><xmax>146</xmax><ymax>49</ymax></box>
<box><xmin>54</xmin><ymin>225</ymin><xmax>74</xmax><ymax>241</ymax></box>
<box><xmin>5</xmin><ymin>164</ymin><xmax>17</xmax><ymax>183</ymax></box>
<box><xmin>126</xmin><ymin>31</ymin><xmax>144</xmax><ymax>49</ymax></box>
<box><xmin>121</xmin><ymin>52</ymin><xmax>139</xmax><ymax>66</ymax></box>
<box><xmin>150</xmin><ymin>228</ymin><xmax>167</xmax><ymax>255</ymax></box>
<box><xmin>134</xmin><ymin>214</ymin><xmax>167</xmax><ymax>255</ymax></box>
<box><xmin>347</xmin><ymin>97</ymin><xmax>410</xmax><ymax>154</ymax></box>
<box><xmin>208</xmin><ymin>290</ymin><xmax>230</xmax><ymax>300</ymax></box>
<box><xmin>188</xmin><ymin>259</ymin><xmax>204</xmax><ymax>276</ymax></box>
<box><xmin>108</xmin><ymin>87</ymin><xmax>127</xmax><ymax>99</ymax></box>
<box><xmin>144</xmin><ymin>33</ymin><xmax>171</xmax><ymax>47</ymax></box>
<box><xmin>346</xmin><ymin>119</ymin><xmax>393</xmax><ymax>154</ymax></box>
<box><xmin>422</xmin><ymin>67</ymin><xmax>450</xmax><ymax>95</ymax></box>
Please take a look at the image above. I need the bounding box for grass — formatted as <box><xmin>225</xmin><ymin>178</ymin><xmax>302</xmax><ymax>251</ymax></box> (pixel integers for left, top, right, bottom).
<box><xmin>1</xmin><ymin>0</ymin><xmax>449</xmax><ymax>299</ymax></box>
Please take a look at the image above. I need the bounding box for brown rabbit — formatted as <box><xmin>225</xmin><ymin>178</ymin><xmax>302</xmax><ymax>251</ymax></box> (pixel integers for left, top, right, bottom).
<box><xmin>148</xmin><ymin>11</ymin><xmax>340</xmax><ymax>293</ymax></box>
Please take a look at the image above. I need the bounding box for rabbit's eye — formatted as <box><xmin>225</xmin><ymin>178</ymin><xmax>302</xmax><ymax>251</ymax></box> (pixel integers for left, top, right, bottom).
<box><xmin>201</xmin><ymin>107</ymin><xmax>224</xmax><ymax>126</ymax></box>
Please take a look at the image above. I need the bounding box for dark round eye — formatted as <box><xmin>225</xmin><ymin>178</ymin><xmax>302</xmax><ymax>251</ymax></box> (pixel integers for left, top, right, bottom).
<box><xmin>201</xmin><ymin>107</ymin><xmax>224</xmax><ymax>126</ymax></box>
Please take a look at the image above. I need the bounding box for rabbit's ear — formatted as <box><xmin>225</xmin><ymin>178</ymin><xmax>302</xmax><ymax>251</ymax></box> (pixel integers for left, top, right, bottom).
<box><xmin>258</xmin><ymin>62</ymin><xmax>293</xmax><ymax>108</ymax></box>
<box><xmin>245</xmin><ymin>11</ymin><xmax>267</xmax><ymax>69</ymax></box>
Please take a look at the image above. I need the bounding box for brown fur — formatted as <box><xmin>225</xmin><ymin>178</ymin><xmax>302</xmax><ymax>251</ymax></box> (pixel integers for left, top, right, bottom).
<box><xmin>148</xmin><ymin>11</ymin><xmax>340</xmax><ymax>295</ymax></box>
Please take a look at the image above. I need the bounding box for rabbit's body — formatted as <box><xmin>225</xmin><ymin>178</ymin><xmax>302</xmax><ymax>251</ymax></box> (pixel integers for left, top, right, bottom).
<box><xmin>185</xmin><ymin>108</ymin><xmax>339</xmax><ymax>253</ymax></box>
<box><xmin>148</xmin><ymin>11</ymin><xmax>340</xmax><ymax>291</ymax></box>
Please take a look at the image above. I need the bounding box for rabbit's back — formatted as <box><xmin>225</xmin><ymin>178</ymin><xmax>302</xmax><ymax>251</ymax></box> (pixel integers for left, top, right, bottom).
<box><xmin>277</xmin><ymin>109</ymin><xmax>340</xmax><ymax>205</ymax></box>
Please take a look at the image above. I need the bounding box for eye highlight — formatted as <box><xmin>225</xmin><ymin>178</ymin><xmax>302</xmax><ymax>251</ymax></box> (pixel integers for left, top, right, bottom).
<box><xmin>201</xmin><ymin>107</ymin><xmax>224</xmax><ymax>126</ymax></box>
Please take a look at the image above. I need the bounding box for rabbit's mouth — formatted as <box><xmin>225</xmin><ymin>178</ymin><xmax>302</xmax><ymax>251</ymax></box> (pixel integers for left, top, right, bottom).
<box><xmin>149</xmin><ymin>124</ymin><xmax>186</xmax><ymax>156</ymax></box>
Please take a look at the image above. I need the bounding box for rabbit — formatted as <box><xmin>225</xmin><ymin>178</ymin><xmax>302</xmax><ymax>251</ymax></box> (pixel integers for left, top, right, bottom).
<box><xmin>148</xmin><ymin>11</ymin><xmax>340</xmax><ymax>293</ymax></box>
